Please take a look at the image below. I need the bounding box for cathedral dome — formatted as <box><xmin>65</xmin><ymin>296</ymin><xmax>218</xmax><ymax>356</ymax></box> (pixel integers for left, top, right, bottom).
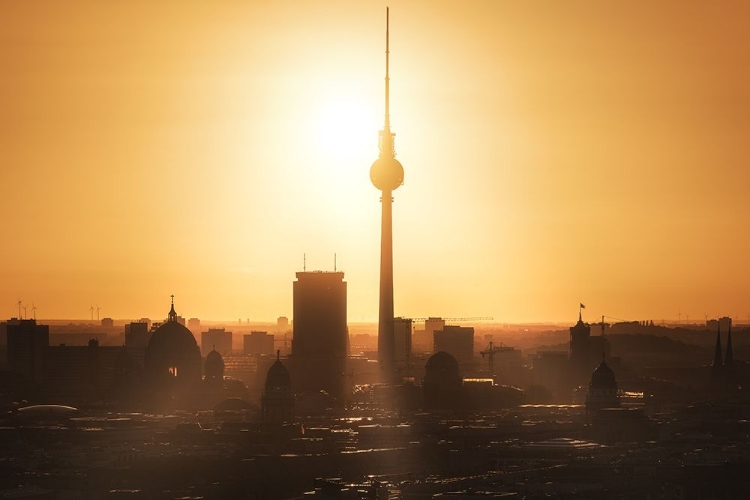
<box><xmin>205</xmin><ymin>349</ymin><xmax>225</xmax><ymax>380</ymax></box>
<box><xmin>147</xmin><ymin>321</ymin><xmax>198</xmax><ymax>361</ymax></box>
<box><xmin>144</xmin><ymin>299</ymin><xmax>202</xmax><ymax>394</ymax></box>
<box><xmin>589</xmin><ymin>360</ymin><xmax>617</xmax><ymax>390</ymax></box>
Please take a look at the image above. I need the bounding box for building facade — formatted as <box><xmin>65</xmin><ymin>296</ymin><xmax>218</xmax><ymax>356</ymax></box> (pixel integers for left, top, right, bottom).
<box><xmin>291</xmin><ymin>271</ymin><xmax>347</xmax><ymax>402</ymax></box>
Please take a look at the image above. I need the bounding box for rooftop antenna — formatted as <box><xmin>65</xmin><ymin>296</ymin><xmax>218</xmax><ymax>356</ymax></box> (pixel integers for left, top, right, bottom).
<box><xmin>385</xmin><ymin>6</ymin><xmax>390</xmax><ymax>134</ymax></box>
<box><xmin>377</xmin><ymin>6</ymin><xmax>396</xmax><ymax>160</ymax></box>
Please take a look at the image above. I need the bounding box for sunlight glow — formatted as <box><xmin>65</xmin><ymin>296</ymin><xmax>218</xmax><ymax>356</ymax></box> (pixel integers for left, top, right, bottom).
<box><xmin>312</xmin><ymin>94</ymin><xmax>378</xmax><ymax>162</ymax></box>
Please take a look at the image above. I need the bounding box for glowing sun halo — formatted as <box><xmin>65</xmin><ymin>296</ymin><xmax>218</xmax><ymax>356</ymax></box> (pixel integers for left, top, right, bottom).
<box><xmin>312</xmin><ymin>94</ymin><xmax>377</xmax><ymax>162</ymax></box>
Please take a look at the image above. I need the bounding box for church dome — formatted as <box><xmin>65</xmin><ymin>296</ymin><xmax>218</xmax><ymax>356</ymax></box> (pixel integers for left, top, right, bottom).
<box><xmin>147</xmin><ymin>321</ymin><xmax>198</xmax><ymax>360</ymax></box>
<box><xmin>144</xmin><ymin>298</ymin><xmax>202</xmax><ymax>392</ymax></box>
<box><xmin>205</xmin><ymin>349</ymin><xmax>225</xmax><ymax>380</ymax></box>
<box><xmin>589</xmin><ymin>360</ymin><xmax>617</xmax><ymax>390</ymax></box>
<box><xmin>265</xmin><ymin>355</ymin><xmax>291</xmax><ymax>392</ymax></box>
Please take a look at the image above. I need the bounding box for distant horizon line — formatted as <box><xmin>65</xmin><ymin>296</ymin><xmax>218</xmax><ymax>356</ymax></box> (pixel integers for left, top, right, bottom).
<box><xmin>6</xmin><ymin>317</ymin><xmax>746</xmax><ymax>328</ymax></box>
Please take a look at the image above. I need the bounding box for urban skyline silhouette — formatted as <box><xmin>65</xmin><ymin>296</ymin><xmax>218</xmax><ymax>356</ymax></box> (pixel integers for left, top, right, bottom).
<box><xmin>2</xmin><ymin>3</ymin><xmax>750</xmax><ymax>498</ymax></box>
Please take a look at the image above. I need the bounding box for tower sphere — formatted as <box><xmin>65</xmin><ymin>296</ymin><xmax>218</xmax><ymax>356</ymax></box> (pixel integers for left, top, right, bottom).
<box><xmin>370</xmin><ymin>156</ymin><xmax>404</xmax><ymax>191</ymax></box>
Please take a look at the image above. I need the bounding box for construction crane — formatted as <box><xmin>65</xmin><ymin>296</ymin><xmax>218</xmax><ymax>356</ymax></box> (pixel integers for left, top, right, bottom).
<box><xmin>480</xmin><ymin>341</ymin><xmax>514</xmax><ymax>377</ymax></box>
<box><xmin>396</xmin><ymin>316</ymin><xmax>493</xmax><ymax>323</ymax></box>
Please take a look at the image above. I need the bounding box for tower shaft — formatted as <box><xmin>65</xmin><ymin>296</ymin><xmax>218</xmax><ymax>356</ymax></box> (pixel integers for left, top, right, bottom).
<box><xmin>378</xmin><ymin>190</ymin><xmax>395</xmax><ymax>380</ymax></box>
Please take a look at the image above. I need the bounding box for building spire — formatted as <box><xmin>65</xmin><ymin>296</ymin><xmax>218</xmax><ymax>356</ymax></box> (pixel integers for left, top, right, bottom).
<box><xmin>379</xmin><ymin>7</ymin><xmax>395</xmax><ymax>159</ymax></box>
<box><xmin>168</xmin><ymin>294</ymin><xmax>177</xmax><ymax>322</ymax></box>
<box><xmin>712</xmin><ymin>322</ymin><xmax>723</xmax><ymax>368</ymax></box>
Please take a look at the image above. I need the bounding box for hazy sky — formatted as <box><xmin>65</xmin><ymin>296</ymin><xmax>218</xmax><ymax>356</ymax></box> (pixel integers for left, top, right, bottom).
<box><xmin>2</xmin><ymin>1</ymin><xmax>749</xmax><ymax>324</ymax></box>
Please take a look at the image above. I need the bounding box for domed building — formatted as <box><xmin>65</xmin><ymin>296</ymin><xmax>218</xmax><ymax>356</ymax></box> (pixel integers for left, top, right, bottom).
<box><xmin>585</xmin><ymin>357</ymin><xmax>620</xmax><ymax>415</ymax></box>
<box><xmin>144</xmin><ymin>298</ymin><xmax>201</xmax><ymax>407</ymax></box>
<box><xmin>423</xmin><ymin>351</ymin><xmax>464</xmax><ymax>411</ymax></box>
<box><xmin>204</xmin><ymin>348</ymin><xmax>225</xmax><ymax>381</ymax></box>
<box><xmin>262</xmin><ymin>351</ymin><xmax>294</xmax><ymax>423</ymax></box>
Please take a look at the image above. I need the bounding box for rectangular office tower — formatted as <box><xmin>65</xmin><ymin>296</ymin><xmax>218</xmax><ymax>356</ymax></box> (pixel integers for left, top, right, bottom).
<box><xmin>292</xmin><ymin>271</ymin><xmax>347</xmax><ymax>402</ymax></box>
<box><xmin>6</xmin><ymin>319</ymin><xmax>49</xmax><ymax>388</ymax></box>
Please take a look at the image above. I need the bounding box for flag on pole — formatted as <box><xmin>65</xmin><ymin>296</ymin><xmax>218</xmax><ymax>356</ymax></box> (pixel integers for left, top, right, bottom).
<box><xmin>580</xmin><ymin>303</ymin><xmax>586</xmax><ymax>309</ymax></box>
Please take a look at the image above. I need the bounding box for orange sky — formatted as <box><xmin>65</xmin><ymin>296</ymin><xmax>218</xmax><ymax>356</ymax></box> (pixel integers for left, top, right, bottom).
<box><xmin>1</xmin><ymin>1</ymin><xmax>749</xmax><ymax>324</ymax></box>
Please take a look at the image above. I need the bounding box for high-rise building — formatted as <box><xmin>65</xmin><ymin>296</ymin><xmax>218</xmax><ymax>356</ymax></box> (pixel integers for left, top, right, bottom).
<box><xmin>188</xmin><ymin>317</ymin><xmax>201</xmax><ymax>333</ymax></box>
<box><xmin>434</xmin><ymin>325</ymin><xmax>474</xmax><ymax>371</ymax></box>
<box><xmin>6</xmin><ymin>319</ymin><xmax>49</xmax><ymax>386</ymax></box>
<box><xmin>413</xmin><ymin>317</ymin><xmax>445</xmax><ymax>353</ymax></box>
<box><xmin>244</xmin><ymin>331</ymin><xmax>275</xmax><ymax>356</ymax></box>
<box><xmin>277</xmin><ymin>316</ymin><xmax>289</xmax><ymax>332</ymax></box>
<box><xmin>292</xmin><ymin>271</ymin><xmax>347</xmax><ymax>401</ymax></box>
<box><xmin>125</xmin><ymin>321</ymin><xmax>150</xmax><ymax>350</ymax></box>
<box><xmin>370</xmin><ymin>8</ymin><xmax>405</xmax><ymax>383</ymax></box>
<box><xmin>201</xmin><ymin>328</ymin><xmax>232</xmax><ymax>357</ymax></box>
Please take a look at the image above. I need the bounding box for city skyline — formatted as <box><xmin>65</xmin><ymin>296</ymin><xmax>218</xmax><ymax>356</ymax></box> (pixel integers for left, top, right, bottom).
<box><xmin>3</xmin><ymin>1</ymin><xmax>750</xmax><ymax>323</ymax></box>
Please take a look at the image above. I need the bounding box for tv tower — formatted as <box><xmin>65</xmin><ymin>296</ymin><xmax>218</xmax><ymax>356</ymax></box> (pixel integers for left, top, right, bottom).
<box><xmin>371</xmin><ymin>7</ymin><xmax>404</xmax><ymax>383</ymax></box>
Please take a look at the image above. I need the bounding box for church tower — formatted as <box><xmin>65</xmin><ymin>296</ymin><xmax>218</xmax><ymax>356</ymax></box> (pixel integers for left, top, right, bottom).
<box><xmin>570</xmin><ymin>304</ymin><xmax>591</xmax><ymax>386</ymax></box>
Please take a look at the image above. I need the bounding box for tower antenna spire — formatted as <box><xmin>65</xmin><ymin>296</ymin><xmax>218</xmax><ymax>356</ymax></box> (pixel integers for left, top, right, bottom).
<box><xmin>385</xmin><ymin>6</ymin><xmax>390</xmax><ymax>133</ymax></box>
<box><xmin>378</xmin><ymin>7</ymin><xmax>395</xmax><ymax>159</ymax></box>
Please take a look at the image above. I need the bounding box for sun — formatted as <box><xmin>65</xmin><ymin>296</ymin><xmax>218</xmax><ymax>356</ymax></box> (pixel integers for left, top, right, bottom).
<box><xmin>312</xmin><ymin>93</ymin><xmax>378</xmax><ymax>162</ymax></box>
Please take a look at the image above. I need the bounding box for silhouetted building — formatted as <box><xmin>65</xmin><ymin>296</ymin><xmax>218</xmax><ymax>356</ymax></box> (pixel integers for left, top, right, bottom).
<box><xmin>125</xmin><ymin>321</ymin><xmax>150</xmax><ymax>349</ymax></box>
<box><xmin>423</xmin><ymin>351</ymin><xmax>463</xmax><ymax>411</ymax></box>
<box><xmin>707</xmin><ymin>316</ymin><xmax>732</xmax><ymax>332</ymax></box>
<box><xmin>433</xmin><ymin>325</ymin><xmax>474</xmax><ymax>371</ymax></box>
<box><xmin>277</xmin><ymin>316</ymin><xmax>289</xmax><ymax>331</ymax></box>
<box><xmin>244</xmin><ymin>331</ymin><xmax>274</xmax><ymax>356</ymax></box>
<box><xmin>393</xmin><ymin>317</ymin><xmax>412</xmax><ymax>377</ymax></box>
<box><xmin>101</xmin><ymin>317</ymin><xmax>114</xmax><ymax>328</ymax></box>
<box><xmin>6</xmin><ymin>319</ymin><xmax>49</xmax><ymax>387</ymax></box>
<box><xmin>585</xmin><ymin>357</ymin><xmax>620</xmax><ymax>415</ymax></box>
<box><xmin>412</xmin><ymin>317</ymin><xmax>445</xmax><ymax>353</ymax></box>
<box><xmin>292</xmin><ymin>271</ymin><xmax>347</xmax><ymax>402</ymax></box>
<box><xmin>201</xmin><ymin>327</ymin><xmax>232</xmax><ymax>357</ymax></box>
<box><xmin>43</xmin><ymin>339</ymin><xmax>122</xmax><ymax>405</ymax></box>
<box><xmin>187</xmin><ymin>317</ymin><xmax>201</xmax><ymax>333</ymax></box>
<box><xmin>204</xmin><ymin>349</ymin><xmax>225</xmax><ymax>381</ymax></box>
<box><xmin>262</xmin><ymin>351</ymin><xmax>294</xmax><ymax>423</ymax></box>
<box><xmin>144</xmin><ymin>298</ymin><xmax>201</xmax><ymax>407</ymax></box>
<box><xmin>570</xmin><ymin>310</ymin><xmax>591</xmax><ymax>386</ymax></box>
